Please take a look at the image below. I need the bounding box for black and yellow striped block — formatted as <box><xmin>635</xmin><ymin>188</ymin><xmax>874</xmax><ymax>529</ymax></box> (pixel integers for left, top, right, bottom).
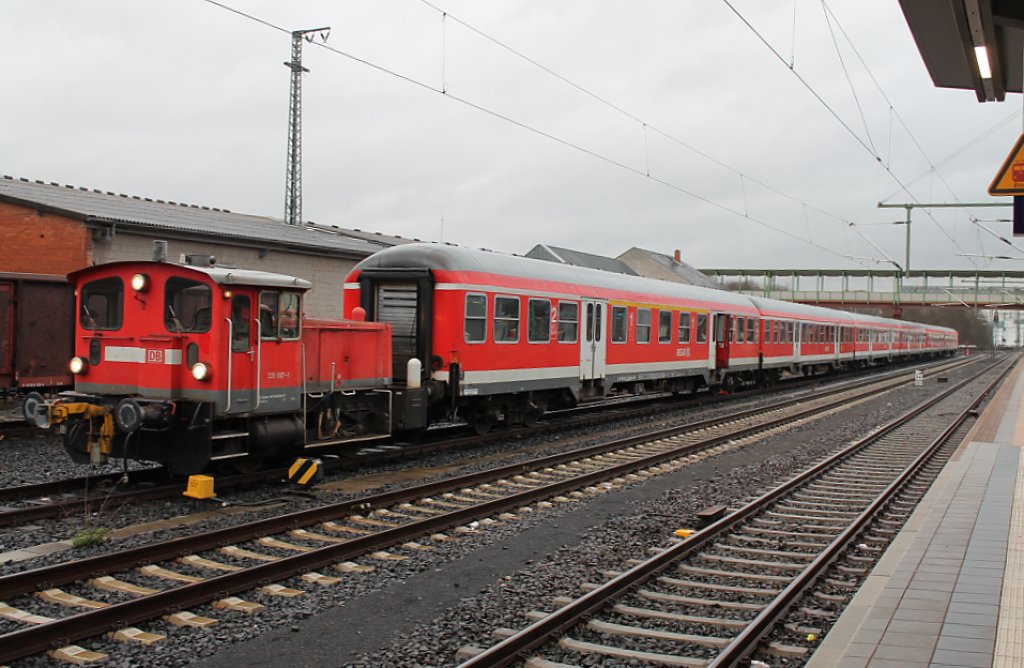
<box><xmin>287</xmin><ymin>458</ymin><xmax>323</xmax><ymax>486</ymax></box>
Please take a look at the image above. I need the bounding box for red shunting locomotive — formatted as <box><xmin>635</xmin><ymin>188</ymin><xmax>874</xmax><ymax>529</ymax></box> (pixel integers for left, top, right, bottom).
<box><xmin>25</xmin><ymin>242</ymin><xmax>428</xmax><ymax>474</ymax></box>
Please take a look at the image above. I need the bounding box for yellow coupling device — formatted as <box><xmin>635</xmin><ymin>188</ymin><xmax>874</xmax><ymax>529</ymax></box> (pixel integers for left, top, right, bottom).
<box><xmin>51</xmin><ymin>402</ymin><xmax>115</xmax><ymax>465</ymax></box>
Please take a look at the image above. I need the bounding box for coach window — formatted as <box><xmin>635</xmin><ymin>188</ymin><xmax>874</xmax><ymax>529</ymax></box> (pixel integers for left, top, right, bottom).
<box><xmin>464</xmin><ymin>293</ymin><xmax>487</xmax><ymax>343</ymax></box>
<box><xmin>746</xmin><ymin>318</ymin><xmax>756</xmax><ymax>343</ymax></box>
<box><xmin>528</xmin><ymin>299</ymin><xmax>551</xmax><ymax>343</ymax></box>
<box><xmin>165</xmin><ymin>277</ymin><xmax>212</xmax><ymax>334</ymax></box>
<box><xmin>678</xmin><ymin>312</ymin><xmax>691</xmax><ymax>343</ymax></box>
<box><xmin>658</xmin><ymin>310</ymin><xmax>672</xmax><ymax>344</ymax></box>
<box><xmin>231</xmin><ymin>295</ymin><xmax>251</xmax><ymax>353</ymax></box>
<box><xmin>80</xmin><ymin>276</ymin><xmax>123</xmax><ymax>330</ymax></box>
<box><xmin>696</xmin><ymin>313</ymin><xmax>708</xmax><ymax>343</ymax></box>
<box><xmin>735</xmin><ymin>317</ymin><xmax>744</xmax><ymax>343</ymax></box>
<box><xmin>636</xmin><ymin>308</ymin><xmax>652</xmax><ymax>344</ymax></box>
<box><xmin>557</xmin><ymin>302</ymin><xmax>579</xmax><ymax>343</ymax></box>
<box><xmin>494</xmin><ymin>296</ymin><xmax>520</xmax><ymax>343</ymax></box>
<box><xmin>611</xmin><ymin>306</ymin><xmax>628</xmax><ymax>343</ymax></box>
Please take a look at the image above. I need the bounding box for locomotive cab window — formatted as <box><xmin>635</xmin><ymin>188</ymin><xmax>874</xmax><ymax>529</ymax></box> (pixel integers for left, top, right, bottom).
<box><xmin>231</xmin><ymin>295</ymin><xmax>251</xmax><ymax>353</ymax></box>
<box><xmin>557</xmin><ymin>302</ymin><xmax>579</xmax><ymax>343</ymax></box>
<box><xmin>165</xmin><ymin>277</ymin><xmax>212</xmax><ymax>333</ymax></box>
<box><xmin>80</xmin><ymin>276</ymin><xmax>123</xmax><ymax>330</ymax></box>
<box><xmin>528</xmin><ymin>299</ymin><xmax>551</xmax><ymax>343</ymax></box>
<box><xmin>494</xmin><ymin>296</ymin><xmax>520</xmax><ymax>343</ymax></box>
<box><xmin>658</xmin><ymin>311</ymin><xmax>672</xmax><ymax>344</ymax></box>
<box><xmin>464</xmin><ymin>293</ymin><xmax>487</xmax><ymax>343</ymax></box>
<box><xmin>611</xmin><ymin>306</ymin><xmax>628</xmax><ymax>343</ymax></box>
<box><xmin>259</xmin><ymin>290</ymin><xmax>302</xmax><ymax>340</ymax></box>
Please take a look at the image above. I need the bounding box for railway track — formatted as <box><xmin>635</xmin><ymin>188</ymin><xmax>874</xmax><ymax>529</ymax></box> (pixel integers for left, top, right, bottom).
<box><xmin>0</xmin><ymin>356</ymin><xmax>990</xmax><ymax>664</ymax></box>
<box><xmin>454</xmin><ymin>357</ymin><xmax>1011</xmax><ymax>667</ymax></box>
<box><xmin>0</xmin><ymin>357</ymin><xmax>971</xmax><ymax>530</ymax></box>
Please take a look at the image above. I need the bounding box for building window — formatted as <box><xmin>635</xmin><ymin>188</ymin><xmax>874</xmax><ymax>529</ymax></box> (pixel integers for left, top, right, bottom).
<box><xmin>494</xmin><ymin>296</ymin><xmax>520</xmax><ymax>343</ymax></box>
<box><xmin>658</xmin><ymin>310</ymin><xmax>672</xmax><ymax>343</ymax></box>
<box><xmin>611</xmin><ymin>306</ymin><xmax>628</xmax><ymax>343</ymax></box>
<box><xmin>557</xmin><ymin>302</ymin><xmax>579</xmax><ymax>343</ymax></box>
<box><xmin>80</xmin><ymin>276</ymin><xmax>123</xmax><ymax>330</ymax></box>
<box><xmin>678</xmin><ymin>312</ymin><xmax>691</xmax><ymax>344</ymax></box>
<box><xmin>464</xmin><ymin>293</ymin><xmax>487</xmax><ymax>343</ymax></box>
<box><xmin>165</xmin><ymin>277</ymin><xmax>212</xmax><ymax>333</ymax></box>
<box><xmin>528</xmin><ymin>299</ymin><xmax>551</xmax><ymax>343</ymax></box>
<box><xmin>636</xmin><ymin>308</ymin><xmax>651</xmax><ymax>343</ymax></box>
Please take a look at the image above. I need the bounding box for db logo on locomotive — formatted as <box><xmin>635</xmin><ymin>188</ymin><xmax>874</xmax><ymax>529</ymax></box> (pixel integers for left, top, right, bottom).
<box><xmin>146</xmin><ymin>349</ymin><xmax>163</xmax><ymax>364</ymax></box>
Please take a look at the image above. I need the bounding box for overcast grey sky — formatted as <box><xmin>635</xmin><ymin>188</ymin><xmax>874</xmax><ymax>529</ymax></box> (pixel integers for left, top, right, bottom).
<box><xmin>3</xmin><ymin>1</ymin><xmax>1021</xmax><ymax>271</ymax></box>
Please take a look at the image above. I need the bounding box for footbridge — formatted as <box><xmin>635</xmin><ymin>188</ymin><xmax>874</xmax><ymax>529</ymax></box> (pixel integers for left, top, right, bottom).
<box><xmin>698</xmin><ymin>268</ymin><xmax>1024</xmax><ymax>314</ymax></box>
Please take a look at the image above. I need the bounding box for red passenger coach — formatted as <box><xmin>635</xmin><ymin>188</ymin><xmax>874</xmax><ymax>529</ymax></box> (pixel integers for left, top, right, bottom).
<box><xmin>346</xmin><ymin>244</ymin><xmax>756</xmax><ymax>432</ymax></box>
<box><xmin>345</xmin><ymin>244</ymin><xmax>958</xmax><ymax>435</ymax></box>
<box><xmin>26</xmin><ymin>247</ymin><xmax>415</xmax><ymax>475</ymax></box>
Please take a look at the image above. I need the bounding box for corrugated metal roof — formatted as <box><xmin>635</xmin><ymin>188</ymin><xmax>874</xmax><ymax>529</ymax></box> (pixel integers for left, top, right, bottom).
<box><xmin>525</xmin><ymin>244</ymin><xmax>638</xmax><ymax>275</ymax></box>
<box><xmin>0</xmin><ymin>176</ymin><xmax>410</xmax><ymax>258</ymax></box>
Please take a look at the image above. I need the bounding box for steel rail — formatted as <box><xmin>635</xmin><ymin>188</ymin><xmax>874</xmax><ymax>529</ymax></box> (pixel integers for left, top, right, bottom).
<box><xmin>0</xmin><ymin>357</ymin><xmax>971</xmax><ymax>528</ymax></box>
<box><xmin>0</xmin><ymin>355</ymin><xmax>955</xmax><ymax>599</ymax></box>
<box><xmin>456</xmin><ymin>357</ymin><xmax>1010</xmax><ymax>667</ymax></box>
<box><xmin>0</xmin><ymin>360</ymin><xmax>979</xmax><ymax>663</ymax></box>
<box><xmin>709</xmin><ymin>359</ymin><xmax>1013</xmax><ymax>666</ymax></box>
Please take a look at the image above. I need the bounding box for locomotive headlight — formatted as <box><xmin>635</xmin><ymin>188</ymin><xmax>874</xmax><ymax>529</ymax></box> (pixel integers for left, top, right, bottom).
<box><xmin>69</xmin><ymin>356</ymin><xmax>88</xmax><ymax>375</ymax></box>
<box><xmin>191</xmin><ymin>362</ymin><xmax>211</xmax><ymax>381</ymax></box>
<box><xmin>131</xmin><ymin>273</ymin><xmax>150</xmax><ymax>292</ymax></box>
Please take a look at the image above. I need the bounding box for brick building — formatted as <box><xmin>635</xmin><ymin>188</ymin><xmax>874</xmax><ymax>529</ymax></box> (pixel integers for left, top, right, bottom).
<box><xmin>0</xmin><ymin>176</ymin><xmax>411</xmax><ymax>317</ymax></box>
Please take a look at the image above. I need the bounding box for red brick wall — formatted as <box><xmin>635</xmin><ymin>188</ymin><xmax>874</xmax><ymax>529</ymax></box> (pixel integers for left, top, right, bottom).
<box><xmin>0</xmin><ymin>202</ymin><xmax>91</xmax><ymax>274</ymax></box>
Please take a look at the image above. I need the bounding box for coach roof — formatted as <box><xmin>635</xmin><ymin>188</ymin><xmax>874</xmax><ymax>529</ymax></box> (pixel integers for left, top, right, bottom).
<box><xmin>355</xmin><ymin>242</ymin><xmax>756</xmax><ymax>309</ymax></box>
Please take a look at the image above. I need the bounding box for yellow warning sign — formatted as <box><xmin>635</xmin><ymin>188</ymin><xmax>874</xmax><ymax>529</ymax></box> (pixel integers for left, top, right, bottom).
<box><xmin>989</xmin><ymin>134</ymin><xmax>1024</xmax><ymax>195</ymax></box>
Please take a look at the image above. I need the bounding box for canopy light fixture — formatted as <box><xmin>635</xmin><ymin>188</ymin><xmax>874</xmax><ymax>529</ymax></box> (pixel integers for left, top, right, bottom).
<box><xmin>974</xmin><ymin>45</ymin><xmax>992</xmax><ymax>80</ymax></box>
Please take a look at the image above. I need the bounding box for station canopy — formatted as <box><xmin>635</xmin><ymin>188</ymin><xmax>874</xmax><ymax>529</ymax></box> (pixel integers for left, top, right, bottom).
<box><xmin>899</xmin><ymin>0</ymin><xmax>1023</xmax><ymax>102</ymax></box>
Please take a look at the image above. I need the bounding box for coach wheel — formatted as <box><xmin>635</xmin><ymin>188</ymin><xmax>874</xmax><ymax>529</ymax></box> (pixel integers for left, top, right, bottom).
<box><xmin>470</xmin><ymin>415</ymin><xmax>494</xmax><ymax>436</ymax></box>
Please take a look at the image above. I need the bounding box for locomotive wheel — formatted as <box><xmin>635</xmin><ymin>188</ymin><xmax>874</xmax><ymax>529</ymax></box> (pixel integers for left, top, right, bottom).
<box><xmin>231</xmin><ymin>453</ymin><xmax>265</xmax><ymax>475</ymax></box>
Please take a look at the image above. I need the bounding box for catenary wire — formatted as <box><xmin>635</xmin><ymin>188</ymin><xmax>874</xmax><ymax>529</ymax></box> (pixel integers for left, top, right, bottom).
<box><xmin>202</xmin><ymin>0</ymin><xmax>878</xmax><ymax>265</ymax></box>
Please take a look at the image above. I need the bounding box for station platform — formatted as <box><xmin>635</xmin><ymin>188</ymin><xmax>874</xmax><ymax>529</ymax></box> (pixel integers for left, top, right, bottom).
<box><xmin>808</xmin><ymin>356</ymin><xmax>1024</xmax><ymax>668</ymax></box>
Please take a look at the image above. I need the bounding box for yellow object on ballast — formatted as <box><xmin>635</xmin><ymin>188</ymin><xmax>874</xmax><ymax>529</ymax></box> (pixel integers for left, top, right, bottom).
<box><xmin>287</xmin><ymin>458</ymin><xmax>323</xmax><ymax>486</ymax></box>
<box><xmin>183</xmin><ymin>475</ymin><xmax>216</xmax><ymax>500</ymax></box>
<box><xmin>674</xmin><ymin>528</ymin><xmax>696</xmax><ymax>538</ymax></box>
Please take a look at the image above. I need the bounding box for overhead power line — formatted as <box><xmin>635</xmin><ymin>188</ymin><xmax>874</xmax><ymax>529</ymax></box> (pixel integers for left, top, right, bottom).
<box><xmin>202</xmin><ymin>0</ymin><xmax>912</xmax><ymax>266</ymax></box>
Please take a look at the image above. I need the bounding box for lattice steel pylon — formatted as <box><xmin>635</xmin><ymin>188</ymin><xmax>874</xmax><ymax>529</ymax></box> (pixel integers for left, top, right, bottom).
<box><xmin>284</xmin><ymin>26</ymin><xmax>330</xmax><ymax>226</ymax></box>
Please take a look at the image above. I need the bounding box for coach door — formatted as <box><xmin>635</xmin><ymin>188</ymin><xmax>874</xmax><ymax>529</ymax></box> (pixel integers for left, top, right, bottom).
<box><xmin>580</xmin><ymin>300</ymin><xmax>606</xmax><ymax>380</ymax></box>
<box><xmin>713</xmin><ymin>313</ymin><xmax>731</xmax><ymax>369</ymax></box>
